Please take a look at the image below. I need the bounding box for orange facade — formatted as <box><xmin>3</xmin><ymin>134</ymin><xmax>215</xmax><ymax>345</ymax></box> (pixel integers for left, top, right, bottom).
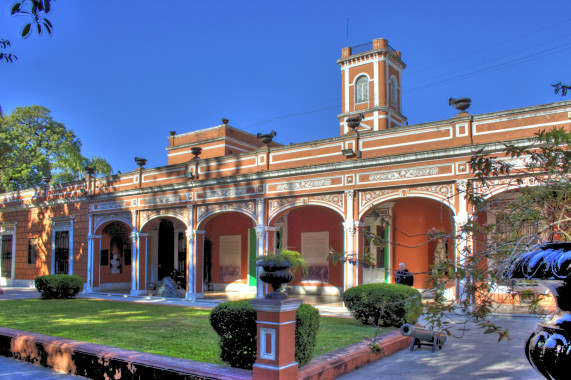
<box><xmin>1</xmin><ymin>38</ymin><xmax>570</xmax><ymax>301</ymax></box>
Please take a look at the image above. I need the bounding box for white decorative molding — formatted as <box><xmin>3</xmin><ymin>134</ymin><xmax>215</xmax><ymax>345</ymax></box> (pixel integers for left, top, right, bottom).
<box><xmin>415</xmin><ymin>184</ymin><xmax>453</xmax><ymax>199</ymax></box>
<box><xmin>368</xmin><ymin>167</ymin><xmax>438</xmax><ymax>182</ymax></box>
<box><xmin>275</xmin><ymin>178</ymin><xmax>332</xmax><ymax>192</ymax></box>
<box><xmin>360</xmin><ymin>189</ymin><xmax>399</xmax><ymax>207</ymax></box>
<box><xmin>0</xmin><ymin>222</ymin><xmax>17</xmax><ymax>233</ymax></box>
<box><xmin>196</xmin><ymin>186</ymin><xmax>255</xmax><ymax>200</ymax></box>
<box><xmin>196</xmin><ymin>201</ymin><xmax>257</xmax><ymax>227</ymax></box>
<box><xmin>90</xmin><ymin>200</ymin><xmax>135</xmax><ymax>212</ymax></box>
<box><xmin>312</xmin><ymin>193</ymin><xmax>344</xmax><ymax>211</ymax></box>
<box><xmin>93</xmin><ymin>212</ymin><xmax>132</xmax><ymax>231</ymax></box>
<box><xmin>140</xmin><ymin>207</ymin><xmax>189</xmax><ymax>226</ymax></box>
<box><xmin>140</xmin><ymin>195</ymin><xmax>182</xmax><ymax>206</ymax></box>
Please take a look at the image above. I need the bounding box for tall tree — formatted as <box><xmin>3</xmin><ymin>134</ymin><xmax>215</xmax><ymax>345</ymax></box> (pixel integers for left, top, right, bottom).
<box><xmin>0</xmin><ymin>105</ymin><xmax>80</xmax><ymax>192</ymax></box>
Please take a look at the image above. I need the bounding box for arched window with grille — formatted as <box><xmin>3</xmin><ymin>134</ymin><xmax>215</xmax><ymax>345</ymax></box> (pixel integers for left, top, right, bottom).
<box><xmin>355</xmin><ymin>75</ymin><xmax>368</xmax><ymax>104</ymax></box>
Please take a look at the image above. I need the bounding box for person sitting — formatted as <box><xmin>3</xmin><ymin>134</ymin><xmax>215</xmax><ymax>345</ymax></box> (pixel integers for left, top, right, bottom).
<box><xmin>395</xmin><ymin>262</ymin><xmax>414</xmax><ymax>286</ymax></box>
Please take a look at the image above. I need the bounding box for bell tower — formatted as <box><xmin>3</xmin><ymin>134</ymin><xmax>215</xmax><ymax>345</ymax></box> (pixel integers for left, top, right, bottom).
<box><xmin>337</xmin><ymin>38</ymin><xmax>406</xmax><ymax>135</ymax></box>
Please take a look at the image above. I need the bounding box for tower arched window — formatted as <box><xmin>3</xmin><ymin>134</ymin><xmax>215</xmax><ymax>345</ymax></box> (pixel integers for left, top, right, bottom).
<box><xmin>390</xmin><ymin>76</ymin><xmax>398</xmax><ymax>107</ymax></box>
<box><xmin>355</xmin><ymin>76</ymin><xmax>368</xmax><ymax>104</ymax></box>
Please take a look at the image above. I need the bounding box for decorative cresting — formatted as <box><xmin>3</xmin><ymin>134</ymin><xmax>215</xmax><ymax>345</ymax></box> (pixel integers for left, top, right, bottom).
<box><xmin>196</xmin><ymin>201</ymin><xmax>256</xmax><ymax>227</ymax></box>
<box><xmin>94</xmin><ymin>212</ymin><xmax>132</xmax><ymax>232</ymax></box>
<box><xmin>139</xmin><ymin>207</ymin><xmax>188</xmax><ymax>227</ymax></box>
<box><xmin>507</xmin><ymin>242</ymin><xmax>571</xmax><ymax>379</ymax></box>
<box><xmin>268</xmin><ymin>194</ymin><xmax>344</xmax><ymax>222</ymax></box>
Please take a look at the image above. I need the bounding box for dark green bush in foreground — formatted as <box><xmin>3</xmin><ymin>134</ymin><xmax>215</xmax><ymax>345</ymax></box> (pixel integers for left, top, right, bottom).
<box><xmin>343</xmin><ymin>283</ymin><xmax>422</xmax><ymax>327</ymax></box>
<box><xmin>34</xmin><ymin>274</ymin><xmax>84</xmax><ymax>299</ymax></box>
<box><xmin>209</xmin><ymin>300</ymin><xmax>320</xmax><ymax>369</ymax></box>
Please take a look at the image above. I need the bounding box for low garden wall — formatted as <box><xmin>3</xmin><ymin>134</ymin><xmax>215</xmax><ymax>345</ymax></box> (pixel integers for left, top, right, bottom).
<box><xmin>0</xmin><ymin>326</ymin><xmax>411</xmax><ymax>379</ymax></box>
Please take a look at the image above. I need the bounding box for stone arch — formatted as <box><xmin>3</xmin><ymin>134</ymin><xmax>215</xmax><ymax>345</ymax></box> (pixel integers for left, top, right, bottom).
<box><xmin>196</xmin><ymin>202</ymin><xmax>256</xmax><ymax>230</ymax></box>
<box><xmin>358</xmin><ymin>185</ymin><xmax>456</xmax><ymax>221</ymax></box>
<box><xmin>94</xmin><ymin>212</ymin><xmax>132</xmax><ymax>234</ymax></box>
<box><xmin>139</xmin><ymin>208</ymin><xmax>189</xmax><ymax>231</ymax></box>
<box><xmin>268</xmin><ymin>195</ymin><xmax>345</xmax><ymax>225</ymax></box>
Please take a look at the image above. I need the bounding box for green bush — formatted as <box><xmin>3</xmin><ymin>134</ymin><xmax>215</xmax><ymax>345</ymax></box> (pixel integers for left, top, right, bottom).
<box><xmin>209</xmin><ymin>300</ymin><xmax>320</xmax><ymax>369</ymax></box>
<box><xmin>343</xmin><ymin>283</ymin><xmax>423</xmax><ymax>327</ymax></box>
<box><xmin>295</xmin><ymin>303</ymin><xmax>320</xmax><ymax>366</ymax></box>
<box><xmin>209</xmin><ymin>300</ymin><xmax>257</xmax><ymax>369</ymax></box>
<box><xmin>34</xmin><ymin>274</ymin><xmax>83</xmax><ymax>299</ymax></box>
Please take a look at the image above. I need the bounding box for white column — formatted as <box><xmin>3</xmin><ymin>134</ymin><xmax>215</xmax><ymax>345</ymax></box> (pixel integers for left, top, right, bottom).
<box><xmin>344</xmin><ymin>190</ymin><xmax>356</xmax><ymax>291</ymax></box>
<box><xmin>194</xmin><ymin>230</ymin><xmax>205</xmax><ymax>298</ymax></box>
<box><xmin>455</xmin><ymin>179</ymin><xmax>470</xmax><ymax>303</ymax></box>
<box><xmin>130</xmin><ymin>210</ymin><xmax>139</xmax><ymax>296</ymax></box>
<box><xmin>186</xmin><ymin>205</ymin><xmax>195</xmax><ymax>300</ymax></box>
<box><xmin>68</xmin><ymin>218</ymin><xmax>74</xmax><ymax>275</ymax></box>
<box><xmin>256</xmin><ymin>198</ymin><xmax>267</xmax><ymax>298</ymax></box>
<box><xmin>86</xmin><ymin>214</ymin><xmax>93</xmax><ymax>293</ymax></box>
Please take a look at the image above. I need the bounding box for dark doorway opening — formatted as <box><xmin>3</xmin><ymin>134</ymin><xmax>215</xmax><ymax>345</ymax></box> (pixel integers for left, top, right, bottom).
<box><xmin>158</xmin><ymin>219</ymin><xmax>175</xmax><ymax>280</ymax></box>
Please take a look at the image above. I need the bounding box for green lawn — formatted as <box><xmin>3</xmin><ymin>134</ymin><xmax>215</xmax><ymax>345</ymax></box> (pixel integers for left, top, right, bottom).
<box><xmin>0</xmin><ymin>299</ymin><xmax>387</xmax><ymax>365</ymax></box>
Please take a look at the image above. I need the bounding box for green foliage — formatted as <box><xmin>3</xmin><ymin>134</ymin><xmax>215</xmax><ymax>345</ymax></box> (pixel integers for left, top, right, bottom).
<box><xmin>0</xmin><ymin>106</ymin><xmax>81</xmax><ymax>191</ymax></box>
<box><xmin>295</xmin><ymin>303</ymin><xmax>320</xmax><ymax>366</ymax></box>
<box><xmin>209</xmin><ymin>300</ymin><xmax>257</xmax><ymax>369</ymax></box>
<box><xmin>11</xmin><ymin>0</ymin><xmax>54</xmax><ymax>39</ymax></box>
<box><xmin>0</xmin><ymin>40</ymin><xmax>17</xmax><ymax>63</ymax></box>
<box><xmin>0</xmin><ymin>105</ymin><xmax>113</xmax><ymax>192</ymax></box>
<box><xmin>209</xmin><ymin>300</ymin><xmax>320</xmax><ymax>369</ymax></box>
<box><xmin>257</xmin><ymin>249</ymin><xmax>309</xmax><ymax>276</ymax></box>
<box><xmin>34</xmin><ymin>274</ymin><xmax>83</xmax><ymax>299</ymax></box>
<box><xmin>343</xmin><ymin>283</ymin><xmax>423</xmax><ymax>327</ymax></box>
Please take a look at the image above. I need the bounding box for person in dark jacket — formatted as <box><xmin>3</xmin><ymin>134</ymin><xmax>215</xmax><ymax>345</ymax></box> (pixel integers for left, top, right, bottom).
<box><xmin>395</xmin><ymin>262</ymin><xmax>414</xmax><ymax>286</ymax></box>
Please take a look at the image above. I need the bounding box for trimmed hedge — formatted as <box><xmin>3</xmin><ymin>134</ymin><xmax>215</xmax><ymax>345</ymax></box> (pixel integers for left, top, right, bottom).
<box><xmin>34</xmin><ymin>274</ymin><xmax>84</xmax><ymax>299</ymax></box>
<box><xmin>209</xmin><ymin>300</ymin><xmax>319</xmax><ymax>369</ymax></box>
<box><xmin>295</xmin><ymin>303</ymin><xmax>320</xmax><ymax>366</ymax></box>
<box><xmin>343</xmin><ymin>283</ymin><xmax>423</xmax><ymax>327</ymax></box>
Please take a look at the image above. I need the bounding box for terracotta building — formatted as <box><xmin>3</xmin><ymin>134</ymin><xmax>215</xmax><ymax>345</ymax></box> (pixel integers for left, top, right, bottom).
<box><xmin>1</xmin><ymin>38</ymin><xmax>570</xmax><ymax>301</ymax></box>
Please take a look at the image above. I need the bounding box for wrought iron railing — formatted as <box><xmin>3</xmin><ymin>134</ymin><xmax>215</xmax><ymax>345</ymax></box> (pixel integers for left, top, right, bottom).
<box><xmin>350</xmin><ymin>41</ymin><xmax>398</xmax><ymax>56</ymax></box>
<box><xmin>351</xmin><ymin>42</ymin><xmax>372</xmax><ymax>55</ymax></box>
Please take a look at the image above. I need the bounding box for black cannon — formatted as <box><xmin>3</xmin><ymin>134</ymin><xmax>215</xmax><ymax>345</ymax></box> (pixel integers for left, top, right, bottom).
<box><xmin>400</xmin><ymin>324</ymin><xmax>447</xmax><ymax>352</ymax></box>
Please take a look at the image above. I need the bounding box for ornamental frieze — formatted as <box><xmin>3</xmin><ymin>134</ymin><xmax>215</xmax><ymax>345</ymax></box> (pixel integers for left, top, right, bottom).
<box><xmin>90</xmin><ymin>200</ymin><xmax>135</xmax><ymax>212</ymax></box>
<box><xmin>275</xmin><ymin>179</ymin><xmax>332</xmax><ymax>191</ymax></box>
<box><xmin>367</xmin><ymin>167</ymin><xmax>439</xmax><ymax>182</ymax></box>
<box><xmin>140</xmin><ymin>207</ymin><xmax>188</xmax><ymax>226</ymax></box>
<box><xmin>196</xmin><ymin>201</ymin><xmax>256</xmax><ymax>224</ymax></box>
<box><xmin>94</xmin><ymin>212</ymin><xmax>132</xmax><ymax>231</ymax></box>
<box><xmin>360</xmin><ymin>189</ymin><xmax>399</xmax><ymax>207</ymax></box>
<box><xmin>140</xmin><ymin>195</ymin><xmax>184</xmax><ymax>206</ymax></box>
<box><xmin>311</xmin><ymin>193</ymin><xmax>344</xmax><ymax>211</ymax></box>
<box><xmin>268</xmin><ymin>176</ymin><xmax>343</xmax><ymax>194</ymax></box>
<box><xmin>414</xmin><ymin>185</ymin><xmax>453</xmax><ymax>198</ymax></box>
<box><xmin>195</xmin><ymin>186</ymin><xmax>255</xmax><ymax>200</ymax></box>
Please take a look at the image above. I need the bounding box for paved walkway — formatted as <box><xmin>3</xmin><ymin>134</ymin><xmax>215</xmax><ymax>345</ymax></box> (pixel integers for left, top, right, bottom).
<box><xmin>0</xmin><ymin>287</ymin><xmax>543</xmax><ymax>379</ymax></box>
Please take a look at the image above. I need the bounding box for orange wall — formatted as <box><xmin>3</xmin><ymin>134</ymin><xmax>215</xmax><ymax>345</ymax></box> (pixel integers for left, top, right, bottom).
<box><xmin>392</xmin><ymin>198</ymin><xmax>454</xmax><ymax>288</ymax></box>
<box><xmin>205</xmin><ymin>212</ymin><xmax>255</xmax><ymax>284</ymax></box>
<box><xmin>285</xmin><ymin>206</ymin><xmax>344</xmax><ymax>287</ymax></box>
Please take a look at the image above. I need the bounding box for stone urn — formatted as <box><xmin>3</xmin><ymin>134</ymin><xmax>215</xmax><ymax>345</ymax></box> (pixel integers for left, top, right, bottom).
<box><xmin>508</xmin><ymin>242</ymin><xmax>571</xmax><ymax>379</ymax></box>
<box><xmin>258</xmin><ymin>261</ymin><xmax>294</xmax><ymax>300</ymax></box>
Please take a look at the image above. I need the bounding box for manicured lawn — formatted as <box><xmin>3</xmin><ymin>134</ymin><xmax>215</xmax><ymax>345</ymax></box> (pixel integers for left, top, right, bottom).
<box><xmin>0</xmin><ymin>299</ymin><xmax>388</xmax><ymax>365</ymax></box>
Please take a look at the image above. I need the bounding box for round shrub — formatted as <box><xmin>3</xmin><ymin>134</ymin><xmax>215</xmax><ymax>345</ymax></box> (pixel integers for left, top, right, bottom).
<box><xmin>209</xmin><ymin>300</ymin><xmax>320</xmax><ymax>369</ymax></box>
<box><xmin>34</xmin><ymin>274</ymin><xmax>84</xmax><ymax>299</ymax></box>
<box><xmin>209</xmin><ymin>299</ymin><xmax>257</xmax><ymax>369</ymax></box>
<box><xmin>343</xmin><ymin>283</ymin><xmax>423</xmax><ymax>327</ymax></box>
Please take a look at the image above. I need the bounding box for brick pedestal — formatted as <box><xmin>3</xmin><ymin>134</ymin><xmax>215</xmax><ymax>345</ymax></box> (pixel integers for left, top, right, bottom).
<box><xmin>251</xmin><ymin>297</ymin><xmax>302</xmax><ymax>380</ymax></box>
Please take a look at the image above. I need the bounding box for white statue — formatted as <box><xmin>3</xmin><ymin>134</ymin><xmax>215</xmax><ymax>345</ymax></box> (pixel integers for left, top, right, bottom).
<box><xmin>110</xmin><ymin>247</ymin><xmax>121</xmax><ymax>274</ymax></box>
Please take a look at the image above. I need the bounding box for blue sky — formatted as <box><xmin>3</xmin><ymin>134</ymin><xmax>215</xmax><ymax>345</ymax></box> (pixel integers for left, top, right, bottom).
<box><xmin>1</xmin><ymin>1</ymin><xmax>570</xmax><ymax>174</ymax></box>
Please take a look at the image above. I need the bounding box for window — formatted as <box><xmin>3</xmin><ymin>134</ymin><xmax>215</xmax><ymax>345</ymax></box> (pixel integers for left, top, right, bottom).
<box><xmin>28</xmin><ymin>239</ymin><xmax>38</xmax><ymax>265</ymax></box>
<box><xmin>390</xmin><ymin>76</ymin><xmax>398</xmax><ymax>107</ymax></box>
<box><xmin>1</xmin><ymin>235</ymin><xmax>12</xmax><ymax>277</ymax></box>
<box><xmin>55</xmin><ymin>231</ymin><xmax>69</xmax><ymax>274</ymax></box>
<box><xmin>355</xmin><ymin>76</ymin><xmax>368</xmax><ymax>103</ymax></box>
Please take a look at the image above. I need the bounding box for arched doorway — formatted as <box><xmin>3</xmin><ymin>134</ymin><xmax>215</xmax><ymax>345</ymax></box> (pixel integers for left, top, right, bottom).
<box><xmin>360</xmin><ymin>197</ymin><xmax>455</xmax><ymax>290</ymax></box>
<box><xmin>96</xmin><ymin>221</ymin><xmax>133</xmax><ymax>291</ymax></box>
